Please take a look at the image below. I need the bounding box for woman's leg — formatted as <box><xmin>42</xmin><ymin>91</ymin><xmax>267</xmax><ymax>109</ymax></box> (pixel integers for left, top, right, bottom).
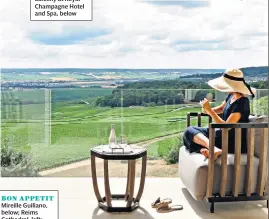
<box><xmin>193</xmin><ymin>133</ymin><xmax>222</xmax><ymax>160</ymax></box>
<box><xmin>193</xmin><ymin>133</ymin><xmax>209</xmax><ymax>148</ymax></box>
<box><xmin>183</xmin><ymin>127</ymin><xmax>204</xmax><ymax>153</ymax></box>
<box><xmin>183</xmin><ymin>126</ymin><xmax>221</xmax><ymax>160</ymax></box>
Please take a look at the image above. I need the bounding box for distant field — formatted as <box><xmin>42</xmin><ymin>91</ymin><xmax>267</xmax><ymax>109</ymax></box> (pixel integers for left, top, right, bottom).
<box><xmin>1</xmin><ymin>70</ymin><xmax>182</xmax><ymax>82</ymax></box>
<box><xmin>1</xmin><ymin>88</ymin><xmax>113</xmax><ymax>103</ymax></box>
<box><xmin>2</xmin><ymin>103</ymin><xmax>202</xmax><ymax>170</ymax></box>
<box><xmin>1</xmin><ymin>88</ymin><xmax>206</xmax><ymax>171</ymax></box>
<box><xmin>51</xmin><ymin>88</ymin><xmax>113</xmax><ymax>102</ymax></box>
<box><xmin>2</xmin><ymin>89</ymin><xmax>46</xmax><ymax>103</ymax></box>
<box><xmin>1</xmin><ymin>68</ymin><xmax>224</xmax><ymax>83</ymax></box>
<box><xmin>1</xmin><ymin>72</ymin><xmax>95</xmax><ymax>81</ymax></box>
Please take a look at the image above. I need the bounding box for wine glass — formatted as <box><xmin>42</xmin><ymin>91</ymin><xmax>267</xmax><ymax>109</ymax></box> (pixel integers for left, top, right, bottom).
<box><xmin>118</xmin><ymin>135</ymin><xmax>128</xmax><ymax>148</ymax></box>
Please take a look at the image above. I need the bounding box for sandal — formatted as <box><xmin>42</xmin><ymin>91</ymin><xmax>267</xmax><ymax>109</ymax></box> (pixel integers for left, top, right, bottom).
<box><xmin>151</xmin><ymin>197</ymin><xmax>172</xmax><ymax>208</ymax></box>
<box><xmin>157</xmin><ymin>202</ymin><xmax>183</xmax><ymax>213</ymax></box>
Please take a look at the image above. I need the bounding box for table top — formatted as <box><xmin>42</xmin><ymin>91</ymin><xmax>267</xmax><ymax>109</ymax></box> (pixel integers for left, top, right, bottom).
<box><xmin>91</xmin><ymin>146</ymin><xmax>147</xmax><ymax>160</ymax></box>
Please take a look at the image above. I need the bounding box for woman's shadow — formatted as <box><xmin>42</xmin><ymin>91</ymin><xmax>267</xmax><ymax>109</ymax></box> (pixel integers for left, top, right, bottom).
<box><xmin>92</xmin><ymin>206</ymin><xmax>155</xmax><ymax>219</ymax></box>
<box><xmin>182</xmin><ymin>188</ymin><xmax>268</xmax><ymax>219</ymax></box>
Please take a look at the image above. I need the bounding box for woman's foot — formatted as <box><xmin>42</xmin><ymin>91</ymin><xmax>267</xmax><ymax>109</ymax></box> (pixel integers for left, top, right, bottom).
<box><xmin>200</xmin><ymin>148</ymin><xmax>222</xmax><ymax>160</ymax></box>
<box><xmin>214</xmin><ymin>149</ymin><xmax>222</xmax><ymax>160</ymax></box>
<box><xmin>200</xmin><ymin>148</ymin><xmax>209</xmax><ymax>158</ymax></box>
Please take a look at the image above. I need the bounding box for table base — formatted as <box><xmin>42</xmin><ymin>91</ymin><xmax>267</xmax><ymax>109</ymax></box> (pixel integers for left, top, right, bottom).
<box><xmin>99</xmin><ymin>195</ymin><xmax>139</xmax><ymax>212</ymax></box>
<box><xmin>90</xmin><ymin>147</ymin><xmax>147</xmax><ymax>213</ymax></box>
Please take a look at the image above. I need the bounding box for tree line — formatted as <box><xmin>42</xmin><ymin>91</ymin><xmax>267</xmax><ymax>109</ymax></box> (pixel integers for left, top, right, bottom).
<box><xmin>95</xmin><ymin>78</ymin><xmax>267</xmax><ymax>107</ymax></box>
<box><xmin>96</xmin><ymin>89</ymin><xmax>185</xmax><ymax>107</ymax></box>
<box><xmin>95</xmin><ymin>80</ymin><xmax>212</xmax><ymax>107</ymax></box>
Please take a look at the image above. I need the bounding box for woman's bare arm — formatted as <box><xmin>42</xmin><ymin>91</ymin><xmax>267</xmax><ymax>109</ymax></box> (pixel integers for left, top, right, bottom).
<box><xmin>201</xmin><ymin>98</ymin><xmax>241</xmax><ymax>124</ymax></box>
<box><xmin>202</xmin><ymin>100</ymin><xmax>225</xmax><ymax>114</ymax></box>
<box><xmin>211</xmin><ymin>100</ymin><xmax>226</xmax><ymax>114</ymax></box>
<box><xmin>208</xmin><ymin>110</ymin><xmax>241</xmax><ymax>124</ymax></box>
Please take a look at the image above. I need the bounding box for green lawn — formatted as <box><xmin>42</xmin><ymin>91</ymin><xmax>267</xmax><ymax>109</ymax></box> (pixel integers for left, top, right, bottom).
<box><xmin>2</xmin><ymin>90</ymin><xmax>204</xmax><ymax>170</ymax></box>
<box><xmin>147</xmin><ymin>136</ymin><xmax>180</xmax><ymax>158</ymax></box>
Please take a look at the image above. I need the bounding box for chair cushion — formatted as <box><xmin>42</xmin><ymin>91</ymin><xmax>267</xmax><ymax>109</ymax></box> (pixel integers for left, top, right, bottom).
<box><xmin>215</xmin><ymin>153</ymin><xmax>248</xmax><ymax>166</ymax></box>
<box><xmin>249</xmin><ymin>115</ymin><xmax>268</xmax><ymax>158</ymax></box>
<box><xmin>179</xmin><ymin>146</ymin><xmax>260</xmax><ymax>200</ymax></box>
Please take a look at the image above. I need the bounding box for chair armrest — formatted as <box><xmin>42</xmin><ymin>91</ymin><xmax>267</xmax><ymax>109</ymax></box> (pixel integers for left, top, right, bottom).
<box><xmin>210</xmin><ymin>123</ymin><xmax>268</xmax><ymax>129</ymax></box>
<box><xmin>186</xmin><ymin>112</ymin><xmax>211</xmax><ymax>128</ymax></box>
<box><xmin>187</xmin><ymin>112</ymin><xmax>210</xmax><ymax>117</ymax></box>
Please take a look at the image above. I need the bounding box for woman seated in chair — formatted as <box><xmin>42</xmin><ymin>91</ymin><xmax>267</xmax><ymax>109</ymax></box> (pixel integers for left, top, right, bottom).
<box><xmin>183</xmin><ymin>68</ymin><xmax>256</xmax><ymax>160</ymax></box>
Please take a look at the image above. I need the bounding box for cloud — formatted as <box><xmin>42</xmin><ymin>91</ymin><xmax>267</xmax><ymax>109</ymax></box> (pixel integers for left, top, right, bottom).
<box><xmin>173</xmin><ymin>39</ymin><xmax>223</xmax><ymax>45</ymax></box>
<box><xmin>143</xmin><ymin>0</ymin><xmax>210</xmax><ymax>8</ymax></box>
<box><xmin>175</xmin><ymin>43</ymin><xmax>248</xmax><ymax>52</ymax></box>
<box><xmin>243</xmin><ymin>32</ymin><xmax>268</xmax><ymax>37</ymax></box>
<box><xmin>0</xmin><ymin>0</ymin><xmax>268</xmax><ymax>68</ymax></box>
<box><xmin>30</xmin><ymin>29</ymin><xmax>111</xmax><ymax>45</ymax></box>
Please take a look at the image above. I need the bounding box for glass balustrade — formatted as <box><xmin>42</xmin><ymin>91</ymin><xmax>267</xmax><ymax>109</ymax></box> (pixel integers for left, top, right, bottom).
<box><xmin>1</xmin><ymin>87</ymin><xmax>267</xmax><ymax>177</ymax></box>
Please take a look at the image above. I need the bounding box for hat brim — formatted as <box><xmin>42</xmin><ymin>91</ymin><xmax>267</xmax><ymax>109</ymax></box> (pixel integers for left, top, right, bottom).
<box><xmin>207</xmin><ymin>76</ymin><xmax>256</xmax><ymax>96</ymax></box>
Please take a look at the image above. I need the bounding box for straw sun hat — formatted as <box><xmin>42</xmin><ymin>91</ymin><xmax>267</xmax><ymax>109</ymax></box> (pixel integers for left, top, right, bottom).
<box><xmin>207</xmin><ymin>68</ymin><xmax>256</xmax><ymax>98</ymax></box>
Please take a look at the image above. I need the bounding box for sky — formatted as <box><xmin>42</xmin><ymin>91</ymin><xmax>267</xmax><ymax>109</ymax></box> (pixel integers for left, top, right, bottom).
<box><xmin>0</xmin><ymin>0</ymin><xmax>268</xmax><ymax>68</ymax></box>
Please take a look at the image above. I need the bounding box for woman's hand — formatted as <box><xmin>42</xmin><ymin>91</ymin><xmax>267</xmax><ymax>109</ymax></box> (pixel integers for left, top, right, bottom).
<box><xmin>201</xmin><ymin>107</ymin><xmax>207</xmax><ymax>114</ymax></box>
<box><xmin>200</xmin><ymin>98</ymin><xmax>212</xmax><ymax>114</ymax></box>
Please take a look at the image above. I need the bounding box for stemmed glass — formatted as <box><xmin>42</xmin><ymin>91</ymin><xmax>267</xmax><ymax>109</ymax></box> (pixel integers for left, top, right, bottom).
<box><xmin>118</xmin><ymin>135</ymin><xmax>127</xmax><ymax>147</ymax></box>
<box><xmin>117</xmin><ymin>136</ymin><xmax>132</xmax><ymax>152</ymax></box>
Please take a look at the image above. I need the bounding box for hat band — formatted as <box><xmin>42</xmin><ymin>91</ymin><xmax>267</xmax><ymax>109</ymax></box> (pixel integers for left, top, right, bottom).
<box><xmin>223</xmin><ymin>74</ymin><xmax>255</xmax><ymax>98</ymax></box>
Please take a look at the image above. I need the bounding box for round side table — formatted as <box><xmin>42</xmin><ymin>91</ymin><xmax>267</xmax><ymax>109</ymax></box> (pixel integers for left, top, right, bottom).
<box><xmin>90</xmin><ymin>146</ymin><xmax>147</xmax><ymax>213</ymax></box>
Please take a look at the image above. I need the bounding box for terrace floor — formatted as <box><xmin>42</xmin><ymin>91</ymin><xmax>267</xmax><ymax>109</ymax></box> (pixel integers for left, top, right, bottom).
<box><xmin>1</xmin><ymin>178</ymin><xmax>267</xmax><ymax>219</ymax></box>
